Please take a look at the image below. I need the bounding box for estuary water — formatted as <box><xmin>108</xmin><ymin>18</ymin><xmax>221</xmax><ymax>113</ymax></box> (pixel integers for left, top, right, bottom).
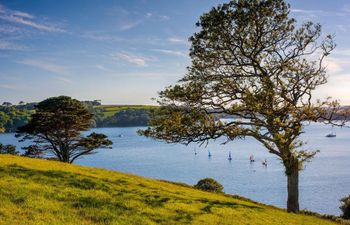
<box><xmin>0</xmin><ymin>123</ymin><xmax>349</xmax><ymax>215</ymax></box>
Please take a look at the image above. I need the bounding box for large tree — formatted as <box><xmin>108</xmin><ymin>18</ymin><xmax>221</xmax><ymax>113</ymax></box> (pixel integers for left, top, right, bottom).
<box><xmin>140</xmin><ymin>0</ymin><xmax>346</xmax><ymax>213</ymax></box>
<box><xmin>17</xmin><ymin>96</ymin><xmax>112</xmax><ymax>163</ymax></box>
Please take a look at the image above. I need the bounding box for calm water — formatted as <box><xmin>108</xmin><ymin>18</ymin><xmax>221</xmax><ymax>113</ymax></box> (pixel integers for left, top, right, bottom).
<box><xmin>0</xmin><ymin>123</ymin><xmax>349</xmax><ymax>215</ymax></box>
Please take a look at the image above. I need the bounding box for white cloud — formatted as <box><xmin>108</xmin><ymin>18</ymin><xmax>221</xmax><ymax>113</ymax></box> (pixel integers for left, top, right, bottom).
<box><xmin>145</xmin><ymin>12</ymin><xmax>169</xmax><ymax>21</ymax></box>
<box><xmin>343</xmin><ymin>4</ymin><xmax>350</xmax><ymax>13</ymax></box>
<box><xmin>119</xmin><ymin>21</ymin><xmax>141</xmax><ymax>31</ymax></box>
<box><xmin>160</xmin><ymin>15</ymin><xmax>170</xmax><ymax>20</ymax></box>
<box><xmin>0</xmin><ymin>84</ymin><xmax>17</xmax><ymax>90</ymax></box>
<box><xmin>290</xmin><ymin>8</ymin><xmax>325</xmax><ymax>20</ymax></box>
<box><xmin>12</xmin><ymin>10</ymin><xmax>34</xmax><ymax>19</ymax></box>
<box><xmin>0</xmin><ymin>40</ymin><xmax>27</xmax><ymax>50</ymax></box>
<box><xmin>79</xmin><ymin>32</ymin><xmax>126</xmax><ymax>43</ymax></box>
<box><xmin>333</xmin><ymin>49</ymin><xmax>350</xmax><ymax>57</ymax></box>
<box><xmin>152</xmin><ymin>49</ymin><xmax>187</xmax><ymax>57</ymax></box>
<box><xmin>55</xmin><ymin>76</ymin><xmax>72</xmax><ymax>84</ymax></box>
<box><xmin>17</xmin><ymin>59</ymin><xmax>67</xmax><ymax>74</ymax></box>
<box><xmin>167</xmin><ymin>37</ymin><xmax>189</xmax><ymax>45</ymax></box>
<box><xmin>0</xmin><ymin>3</ymin><xmax>65</xmax><ymax>32</ymax></box>
<box><xmin>123</xmin><ymin>71</ymin><xmax>181</xmax><ymax>79</ymax></box>
<box><xmin>324</xmin><ymin>58</ymin><xmax>343</xmax><ymax>74</ymax></box>
<box><xmin>290</xmin><ymin>8</ymin><xmax>324</xmax><ymax>14</ymax></box>
<box><xmin>111</xmin><ymin>51</ymin><xmax>147</xmax><ymax>66</ymax></box>
<box><xmin>95</xmin><ymin>64</ymin><xmax>114</xmax><ymax>72</ymax></box>
<box><xmin>335</xmin><ymin>24</ymin><xmax>350</xmax><ymax>32</ymax></box>
<box><xmin>0</xmin><ymin>24</ymin><xmax>21</xmax><ymax>34</ymax></box>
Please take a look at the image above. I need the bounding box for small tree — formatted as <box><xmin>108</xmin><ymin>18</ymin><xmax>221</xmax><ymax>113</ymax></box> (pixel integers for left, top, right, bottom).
<box><xmin>2</xmin><ymin>102</ymin><xmax>12</xmax><ymax>107</ymax></box>
<box><xmin>22</xmin><ymin>145</ymin><xmax>44</xmax><ymax>158</ymax></box>
<box><xmin>16</xmin><ymin>96</ymin><xmax>112</xmax><ymax>163</ymax></box>
<box><xmin>340</xmin><ymin>195</ymin><xmax>350</xmax><ymax>219</ymax></box>
<box><xmin>0</xmin><ymin>143</ymin><xmax>19</xmax><ymax>155</ymax></box>
<box><xmin>140</xmin><ymin>0</ymin><xmax>346</xmax><ymax>212</ymax></box>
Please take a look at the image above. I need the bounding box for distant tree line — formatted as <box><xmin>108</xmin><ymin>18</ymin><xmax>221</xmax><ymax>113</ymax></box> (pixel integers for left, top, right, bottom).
<box><xmin>0</xmin><ymin>101</ymin><xmax>153</xmax><ymax>133</ymax></box>
<box><xmin>0</xmin><ymin>103</ymin><xmax>33</xmax><ymax>133</ymax></box>
<box><xmin>96</xmin><ymin>108</ymin><xmax>151</xmax><ymax>127</ymax></box>
<box><xmin>1</xmin><ymin>100</ymin><xmax>349</xmax><ymax>133</ymax></box>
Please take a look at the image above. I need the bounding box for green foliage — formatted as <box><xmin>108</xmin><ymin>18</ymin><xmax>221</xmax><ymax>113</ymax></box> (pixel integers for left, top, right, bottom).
<box><xmin>0</xmin><ymin>105</ymin><xmax>32</xmax><ymax>133</ymax></box>
<box><xmin>194</xmin><ymin>178</ymin><xmax>224</xmax><ymax>193</ymax></box>
<box><xmin>16</xmin><ymin>96</ymin><xmax>112</xmax><ymax>163</ymax></box>
<box><xmin>0</xmin><ymin>143</ymin><xmax>19</xmax><ymax>155</ymax></box>
<box><xmin>340</xmin><ymin>195</ymin><xmax>350</xmax><ymax>219</ymax></box>
<box><xmin>0</xmin><ymin>103</ymin><xmax>157</xmax><ymax>132</ymax></box>
<box><xmin>81</xmin><ymin>103</ymin><xmax>157</xmax><ymax>128</ymax></box>
<box><xmin>22</xmin><ymin>145</ymin><xmax>44</xmax><ymax>158</ymax></box>
<box><xmin>97</xmin><ymin>108</ymin><xmax>151</xmax><ymax>127</ymax></box>
<box><xmin>140</xmin><ymin>0</ymin><xmax>341</xmax><ymax>213</ymax></box>
<box><xmin>96</xmin><ymin>105</ymin><xmax>157</xmax><ymax>119</ymax></box>
<box><xmin>0</xmin><ymin>155</ymin><xmax>342</xmax><ymax>225</ymax></box>
<box><xmin>79</xmin><ymin>132</ymin><xmax>112</xmax><ymax>150</ymax></box>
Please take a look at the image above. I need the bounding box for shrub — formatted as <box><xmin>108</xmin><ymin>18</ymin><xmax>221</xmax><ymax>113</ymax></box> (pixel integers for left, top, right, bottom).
<box><xmin>340</xmin><ymin>195</ymin><xmax>350</xmax><ymax>219</ymax></box>
<box><xmin>0</xmin><ymin>143</ymin><xmax>19</xmax><ymax>155</ymax></box>
<box><xmin>22</xmin><ymin>145</ymin><xmax>44</xmax><ymax>158</ymax></box>
<box><xmin>194</xmin><ymin>178</ymin><xmax>223</xmax><ymax>193</ymax></box>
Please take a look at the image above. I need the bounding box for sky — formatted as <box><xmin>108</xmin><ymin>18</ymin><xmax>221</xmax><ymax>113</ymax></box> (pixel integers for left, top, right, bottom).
<box><xmin>0</xmin><ymin>0</ymin><xmax>350</xmax><ymax>105</ymax></box>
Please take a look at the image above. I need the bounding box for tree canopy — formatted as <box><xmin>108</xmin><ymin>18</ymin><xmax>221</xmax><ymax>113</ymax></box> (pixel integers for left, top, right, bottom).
<box><xmin>140</xmin><ymin>0</ymin><xmax>346</xmax><ymax>213</ymax></box>
<box><xmin>0</xmin><ymin>105</ymin><xmax>31</xmax><ymax>133</ymax></box>
<box><xmin>17</xmin><ymin>96</ymin><xmax>112</xmax><ymax>163</ymax></box>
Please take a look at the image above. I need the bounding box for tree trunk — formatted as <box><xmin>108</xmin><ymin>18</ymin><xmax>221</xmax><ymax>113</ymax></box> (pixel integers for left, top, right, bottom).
<box><xmin>287</xmin><ymin>165</ymin><xmax>299</xmax><ymax>213</ymax></box>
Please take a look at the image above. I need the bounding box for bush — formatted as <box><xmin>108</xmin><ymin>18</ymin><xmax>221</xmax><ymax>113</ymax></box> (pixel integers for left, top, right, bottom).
<box><xmin>22</xmin><ymin>145</ymin><xmax>44</xmax><ymax>158</ymax></box>
<box><xmin>194</xmin><ymin>178</ymin><xmax>223</xmax><ymax>193</ymax></box>
<box><xmin>340</xmin><ymin>195</ymin><xmax>350</xmax><ymax>219</ymax></box>
<box><xmin>0</xmin><ymin>143</ymin><xmax>19</xmax><ymax>155</ymax></box>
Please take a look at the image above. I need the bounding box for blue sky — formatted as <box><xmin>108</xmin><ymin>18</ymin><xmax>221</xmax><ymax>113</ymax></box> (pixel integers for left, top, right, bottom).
<box><xmin>0</xmin><ymin>0</ymin><xmax>350</xmax><ymax>105</ymax></box>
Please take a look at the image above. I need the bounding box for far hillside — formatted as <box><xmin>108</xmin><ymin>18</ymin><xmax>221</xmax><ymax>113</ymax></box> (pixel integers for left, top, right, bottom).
<box><xmin>96</xmin><ymin>105</ymin><xmax>158</xmax><ymax>118</ymax></box>
<box><xmin>87</xmin><ymin>104</ymin><xmax>158</xmax><ymax>128</ymax></box>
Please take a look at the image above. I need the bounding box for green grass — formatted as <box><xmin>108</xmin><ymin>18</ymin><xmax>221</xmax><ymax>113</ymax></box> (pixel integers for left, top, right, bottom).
<box><xmin>0</xmin><ymin>155</ymin><xmax>344</xmax><ymax>225</ymax></box>
<box><xmin>96</xmin><ymin>105</ymin><xmax>158</xmax><ymax>118</ymax></box>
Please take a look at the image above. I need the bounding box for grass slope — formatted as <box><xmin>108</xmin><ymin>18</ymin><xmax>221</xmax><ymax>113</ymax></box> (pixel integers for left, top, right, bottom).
<box><xmin>96</xmin><ymin>105</ymin><xmax>157</xmax><ymax>118</ymax></box>
<box><xmin>0</xmin><ymin>155</ymin><xmax>341</xmax><ymax>225</ymax></box>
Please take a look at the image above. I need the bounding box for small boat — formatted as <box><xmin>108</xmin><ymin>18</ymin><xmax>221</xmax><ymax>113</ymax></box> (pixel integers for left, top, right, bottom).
<box><xmin>325</xmin><ymin>133</ymin><xmax>336</xmax><ymax>138</ymax></box>
<box><xmin>194</xmin><ymin>148</ymin><xmax>198</xmax><ymax>155</ymax></box>
<box><xmin>228</xmin><ymin>151</ymin><xmax>232</xmax><ymax>161</ymax></box>
<box><xmin>117</xmin><ymin>134</ymin><xmax>123</xmax><ymax>138</ymax></box>
<box><xmin>262</xmin><ymin>159</ymin><xmax>267</xmax><ymax>166</ymax></box>
<box><xmin>208</xmin><ymin>151</ymin><xmax>212</xmax><ymax>158</ymax></box>
<box><xmin>326</xmin><ymin>126</ymin><xmax>336</xmax><ymax>138</ymax></box>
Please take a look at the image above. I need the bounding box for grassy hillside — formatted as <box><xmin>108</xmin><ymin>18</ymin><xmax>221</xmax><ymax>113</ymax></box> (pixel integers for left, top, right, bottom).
<box><xmin>96</xmin><ymin>105</ymin><xmax>157</xmax><ymax>118</ymax></box>
<box><xmin>0</xmin><ymin>155</ymin><xmax>343</xmax><ymax>225</ymax></box>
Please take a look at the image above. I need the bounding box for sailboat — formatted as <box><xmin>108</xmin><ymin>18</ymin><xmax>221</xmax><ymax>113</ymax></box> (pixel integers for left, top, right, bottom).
<box><xmin>262</xmin><ymin>159</ymin><xmax>268</xmax><ymax>166</ymax></box>
<box><xmin>228</xmin><ymin>151</ymin><xmax>232</xmax><ymax>161</ymax></box>
<box><xmin>326</xmin><ymin>126</ymin><xmax>336</xmax><ymax>138</ymax></box>
<box><xmin>194</xmin><ymin>148</ymin><xmax>198</xmax><ymax>155</ymax></box>
<box><xmin>208</xmin><ymin>150</ymin><xmax>212</xmax><ymax>158</ymax></box>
